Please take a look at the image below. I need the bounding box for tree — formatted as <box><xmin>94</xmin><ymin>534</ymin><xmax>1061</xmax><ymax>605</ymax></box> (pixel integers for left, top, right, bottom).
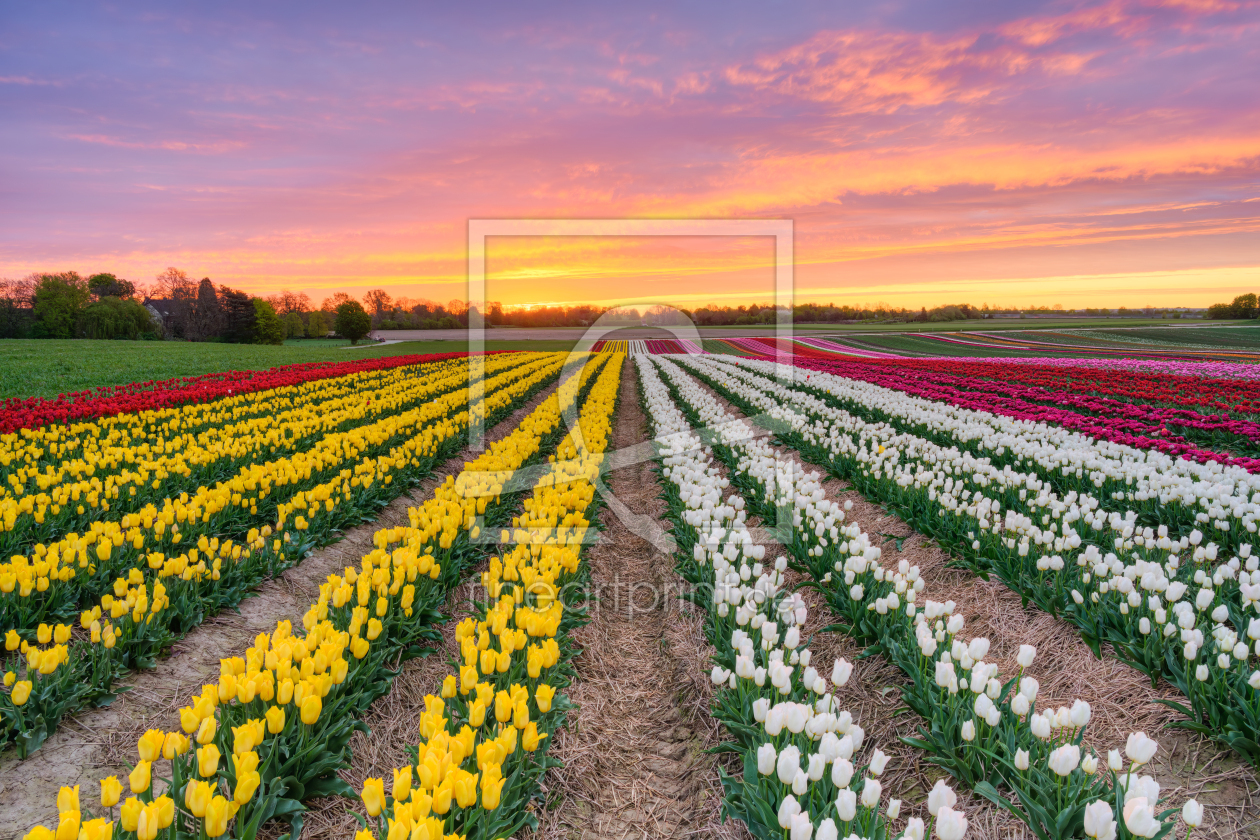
<box><xmin>284</xmin><ymin>311</ymin><xmax>306</xmax><ymax>338</ymax></box>
<box><xmin>363</xmin><ymin>289</ymin><xmax>393</xmax><ymax>321</ymax></box>
<box><xmin>252</xmin><ymin>299</ymin><xmax>285</xmax><ymax>345</ymax></box>
<box><xmin>307</xmin><ymin>309</ymin><xmax>329</xmax><ymax>337</ymax></box>
<box><xmin>191</xmin><ymin>278</ymin><xmax>224</xmax><ymax>340</ymax></box>
<box><xmin>152</xmin><ymin>267</ymin><xmax>198</xmax><ymax>338</ymax></box>
<box><xmin>1232</xmin><ymin>294</ymin><xmax>1258</xmax><ymax>319</ymax></box>
<box><xmin>220</xmin><ymin>287</ymin><xmax>257</xmax><ymax>343</ymax></box>
<box><xmin>77</xmin><ymin>297</ymin><xmax>157</xmax><ymax>340</ymax></box>
<box><xmin>335</xmin><ymin>300</ymin><xmax>372</xmax><ymax>345</ymax></box>
<box><xmin>88</xmin><ymin>273</ymin><xmax>136</xmax><ymax>300</ymax></box>
<box><xmin>32</xmin><ymin>272</ymin><xmax>91</xmax><ymax>338</ymax></box>
<box><xmin>321</xmin><ymin>292</ymin><xmax>355</xmax><ymax>313</ymax></box>
<box><xmin>267</xmin><ymin>289</ymin><xmax>311</xmax><ymax>316</ymax></box>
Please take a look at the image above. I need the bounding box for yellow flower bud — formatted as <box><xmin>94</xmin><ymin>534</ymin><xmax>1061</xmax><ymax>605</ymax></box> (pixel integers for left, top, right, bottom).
<box><xmin>203</xmin><ymin>795</ymin><xmax>231</xmax><ymax>838</ymax></box>
<box><xmin>393</xmin><ymin>765</ymin><xmax>412</xmax><ymax>803</ymax></box>
<box><xmin>300</xmin><ymin>694</ymin><xmax>321</xmax><ymax>725</ymax></box>
<box><xmin>197</xmin><ymin>744</ymin><xmax>221</xmax><ymax>777</ymax></box>
<box><xmin>266</xmin><ymin>706</ymin><xmax>286</xmax><ymax>734</ymax></box>
<box><xmin>137</xmin><ymin>729</ymin><xmax>164</xmax><ymax>762</ymax></box>
<box><xmin>100</xmin><ymin>775</ymin><xmax>122</xmax><ymax>808</ymax></box>
<box><xmin>184</xmin><ymin>780</ymin><xmax>213</xmax><ymax>818</ymax></box>
<box><xmin>233</xmin><ymin>771</ymin><xmax>261</xmax><ymax>805</ymax></box>
<box><xmin>129</xmin><ymin>760</ymin><xmax>151</xmax><ymax>794</ymax></box>
<box><xmin>56</xmin><ymin>784</ymin><xmax>80</xmax><ymax>814</ymax></box>
<box><xmin>361</xmin><ymin>777</ymin><xmax>385</xmax><ymax>817</ymax></box>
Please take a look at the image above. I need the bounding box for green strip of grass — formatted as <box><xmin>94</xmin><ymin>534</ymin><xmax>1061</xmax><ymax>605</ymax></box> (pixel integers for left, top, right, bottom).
<box><xmin>0</xmin><ymin>339</ymin><xmax>579</xmax><ymax>400</ymax></box>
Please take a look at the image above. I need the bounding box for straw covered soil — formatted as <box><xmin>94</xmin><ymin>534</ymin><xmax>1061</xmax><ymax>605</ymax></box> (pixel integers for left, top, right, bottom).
<box><xmin>522</xmin><ymin>357</ymin><xmax>751</xmax><ymax>839</ymax></box>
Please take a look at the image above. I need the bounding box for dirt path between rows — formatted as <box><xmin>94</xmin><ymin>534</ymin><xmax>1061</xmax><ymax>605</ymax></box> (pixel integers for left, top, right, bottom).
<box><xmin>0</xmin><ymin>381</ymin><xmax>561</xmax><ymax>840</ymax></box>
<box><xmin>522</xmin><ymin>358</ymin><xmax>750</xmax><ymax>840</ymax></box>
<box><xmin>686</xmin><ymin>364</ymin><xmax>1260</xmax><ymax>839</ymax></box>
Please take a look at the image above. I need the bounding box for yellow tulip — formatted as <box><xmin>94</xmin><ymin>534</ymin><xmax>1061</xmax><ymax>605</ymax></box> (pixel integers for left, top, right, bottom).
<box><xmin>522</xmin><ymin>721</ymin><xmax>547</xmax><ymax>752</ymax></box>
<box><xmin>100</xmin><ymin>775</ymin><xmax>122</xmax><ymax>808</ymax></box>
<box><xmin>23</xmin><ymin>824</ymin><xmax>54</xmax><ymax>840</ymax></box>
<box><xmin>179</xmin><ymin>706</ymin><xmax>200</xmax><ymax>733</ymax></box>
<box><xmin>361</xmin><ymin>777</ymin><xmax>385</xmax><ymax>817</ymax></box>
<box><xmin>10</xmin><ymin>679</ymin><xmax>32</xmax><ymax>706</ymax></box>
<box><xmin>440</xmin><ymin>675</ymin><xmax>456</xmax><ymax>699</ymax></box>
<box><xmin>265</xmin><ymin>706</ymin><xmax>285</xmax><ymax>734</ymax></box>
<box><xmin>163</xmin><ymin>731</ymin><xmax>189</xmax><ymax>759</ymax></box>
<box><xmin>452</xmin><ymin>770</ymin><xmax>478</xmax><ymax>809</ymax></box>
<box><xmin>56</xmin><ymin>784</ymin><xmax>80</xmax><ymax>814</ymax></box>
<box><xmin>136</xmin><ymin>803</ymin><xmax>159</xmax><ymax>840</ymax></box>
<box><xmin>331</xmin><ymin>657</ymin><xmax>348</xmax><ymax>683</ymax></box>
<box><xmin>78</xmin><ymin>818</ymin><xmax>113</xmax><ymax>840</ymax></box>
<box><xmin>300</xmin><ymin>694</ymin><xmax>321</xmax><ymax>725</ymax></box>
<box><xmin>37</xmin><ymin>623</ymin><xmax>52</xmax><ymax>644</ymax></box>
<box><xmin>277</xmin><ymin>678</ymin><xmax>294</xmax><ymax>704</ymax></box>
<box><xmin>354</xmin><ymin>831</ymin><xmax>373</xmax><ymax>840</ymax></box>
<box><xmin>233</xmin><ymin>771</ymin><xmax>261</xmax><ymax>805</ymax></box>
<box><xmin>195</xmin><ymin>716</ymin><xmax>217</xmax><ymax>745</ymax></box>
<box><xmin>155</xmin><ymin>795</ymin><xmax>175</xmax><ymax>828</ymax></box>
<box><xmin>197</xmin><ymin>744</ymin><xmax>221</xmax><ymax>777</ymax></box>
<box><xmin>392</xmin><ymin>765</ymin><xmax>412</xmax><ymax>802</ymax></box>
<box><xmin>481</xmin><ymin>773</ymin><xmax>505</xmax><ymax>811</ymax></box>
<box><xmin>184</xmin><ymin>779</ymin><xmax>213</xmax><ymax>818</ymax></box>
<box><xmin>129</xmin><ymin>760</ymin><xmax>151</xmax><ymax>794</ymax></box>
<box><xmin>119</xmin><ymin>797</ymin><xmax>142</xmax><ymax>832</ymax></box>
<box><xmin>386</xmin><ymin>820</ymin><xmax>408</xmax><ymax>840</ymax></box>
<box><xmin>468</xmin><ymin>699</ymin><xmax>487</xmax><ymax>728</ymax></box>
<box><xmin>137</xmin><ymin>729</ymin><xmax>164</xmax><ymax>762</ymax></box>
<box><xmin>53</xmin><ymin>811</ymin><xmax>79</xmax><ymax>840</ymax></box>
<box><xmin>53</xmin><ymin>624</ymin><xmax>70</xmax><ymax>644</ymax></box>
<box><xmin>203</xmin><ymin>795</ymin><xmax>230</xmax><ymax>838</ymax></box>
<box><xmin>535</xmin><ymin>683</ymin><xmax>555</xmax><ymax>713</ymax></box>
<box><xmin>430</xmin><ymin>780</ymin><xmax>452</xmax><ymax>815</ymax></box>
<box><xmin>5</xmin><ymin>629</ymin><xmax>19</xmax><ymax>651</ymax></box>
<box><xmin>4</xmin><ymin>671</ymin><xmax>13</xmax><ymax>687</ymax></box>
<box><xmin>512</xmin><ymin>700</ymin><xmax>529</xmax><ymax>729</ymax></box>
<box><xmin>494</xmin><ymin>691</ymin><xmax>512</xmax><ymax>723</ymax></box>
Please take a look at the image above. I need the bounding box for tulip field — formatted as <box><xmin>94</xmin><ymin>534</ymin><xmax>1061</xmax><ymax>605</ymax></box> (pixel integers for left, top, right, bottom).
<box><xmin>5</xmin><ymin>345</ymin><xmax>1260</xmax><ymax>840</ymax></box>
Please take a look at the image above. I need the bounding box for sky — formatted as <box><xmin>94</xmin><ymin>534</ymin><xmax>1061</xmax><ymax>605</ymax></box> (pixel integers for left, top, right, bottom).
<box><xmin>1</xmin><ymin>0</ymin><xmax>1258</xmax><ymax>310</ymax></box>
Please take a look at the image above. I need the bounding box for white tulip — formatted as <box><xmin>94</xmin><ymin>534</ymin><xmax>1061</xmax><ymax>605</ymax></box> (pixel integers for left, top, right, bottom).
<box><xmin>835</xmin><ymin>787</ymin><xmax>857</xmax><ymax>821</ymax></box>
<box><xmin>1048</xmin><ymin>744</ymin><xmax>1081</xmax><ymax>776</ymax></box>
<box><xmin>757</xmin><ymin>743</ymin><xmax>776</xmax><ymax>775</ymax></box>
<box><xmin>832</xmin><ymin>657</ymin><xmax>853</xmax><ymax>686</ymax></box>
<box><xmin>1082</xmin><ymin>753</ymin><xmax>1098</xmax><ymax>775</ymax></box>
<box><xmin>927</xmin><ymin>779</ymin><xmax>957</xmax><ymax>817</ymax></box>
<box><xmin>778</xmin><ymin>794</ymin><xmax>801</xmax><ymax>829</ymax></box>
<box><xmin>860</xmin><ymin>777</ymin><xmax>882</xmax><ymax>808</ymax></box>
<box><xmin>790</xmin><ymin>813</ymin><xmax>814</xmax><ymax>840</ymax></box>
<box><xmin>903</xmin><ymin>817</ymin><xmax>925</xmax><ymax>840</ymax></box>
<box><xmin>1182</xmin><ymin>798</ymin><xmax>1203</xmax><ymax>828</ymax></box>
<box><xmin>1015</xmin><ymin>748</ymin><xmax>1030</xmax><ymax>770</ymax></box>
<box><xmin>961</xmin><ymin>719</ymin><xmax>976</xmax><ymax>741</ymax></box>
<box><xmin>815</xmin><ymin>818</ymin><xmax>839</xmax><ymax>840</ymax></box>
<box><xmin>1030</xmin><ymin>713</ymin><xmax>1052</xmax><ymax>740</ymax></box>
<box><xmin>1083</xmin><ymin>800</ymin><xmax>1116</xmax><ymax>840</ymax></box>
<box><xmin>887</xmin><ymin>798</ymin><xmax>901</xmax><ymax>820</ymax></box>
<box><xmin>869</xmin><ymin>748</ymin><xmax>889</xmax><ymax>776</ymax></box>
<box><xmin>1017</xmin><ymin>644</ymin><xmax>1036</xmax><ymax>668</ymax></box>
<box><xmin>1123</xmin><ymin>797</ymin><xmax>1161</xmax><ymax>838</ymax></box>
<box><xmin>831</xmin><ymin>758</ymin><xmax>854</xmax><ymax>789</ymax></box>
<box><xmin>778</xmin><ymin>745</ymin><xmax>801</xmax><ymax>785</ymax></box>
<box><xmin>1125</xmin><ymin>732</ymin><xmax>1158</xmax><ymax>765</ymax></box>
<box><xmin>935</xmin><ymin>806</ymin><xmax>968</xmax><ymax>840</ymax></box>
<box><xmin>792</xmin><ymin>769</ymin><xmax>809</xmax><ymax>795</ymax></box>
<box><xmin>1070</xmin><ymin>699</ymin><xmax>1092</xmax><ymax>728</ymax></box>
<box><xmin>1108</xmin><ymin>749</ymin><xmax>1123</xmax><ymax>771</ymax></box>
<box><xmin>808</xmin><ymin>753</ymin><xmax>826</xmax><ymax>781</ymax></box>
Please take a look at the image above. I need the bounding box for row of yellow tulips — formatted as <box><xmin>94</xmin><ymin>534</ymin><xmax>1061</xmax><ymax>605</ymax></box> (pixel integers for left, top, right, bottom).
<box><xmin>2</xmin><ymin>355</ymin><xmax>571</xmax><ymax>757</ymax></box>
<box><xmin>0</xmin><ymin>355</ymin><xmax>523</xmax><ymax>560</ymax></box>
<box><xmin>17</xmin><ymin>353</ymin><xmax>612</xmax><ymax>840</ymax></box>
<box><xmin>349</xmin><ymin>353</ymin><xmax>623</xmax><ymax>840</ymax></box>
<box><xmin>0</xmin><ymin>356</ymin><xmax>470</xmax><ymax>480</ymax></box>
<box><xmin>0</xmin><ymin>354</ymin><xmax>556</xmax><ymax>634</ymax></box>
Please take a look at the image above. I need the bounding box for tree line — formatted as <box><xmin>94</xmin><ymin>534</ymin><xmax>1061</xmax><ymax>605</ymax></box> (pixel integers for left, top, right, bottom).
<box><xmin>1206</xmin><ymin>294</ymin><xmax>1260</xmax><ymax>320</ymax></box>
<box><xmin>0</xmin><ymin>267</ymin><xmax>1220</xmax><ymax>344</ymax></box>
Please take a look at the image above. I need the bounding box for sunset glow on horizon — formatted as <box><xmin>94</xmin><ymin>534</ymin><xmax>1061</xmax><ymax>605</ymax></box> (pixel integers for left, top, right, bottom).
<box><xmin>2</xmin><ymin>1</ymin><xmax>1258</xmax><ymax>309</ymax></box>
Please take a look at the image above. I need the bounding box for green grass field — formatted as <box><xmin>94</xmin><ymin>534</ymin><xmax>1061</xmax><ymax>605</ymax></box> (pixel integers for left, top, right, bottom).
<box><xmin>0</xmin><ymin>339</ymin><xmax>579</xmax><ymax>399</ymax></box>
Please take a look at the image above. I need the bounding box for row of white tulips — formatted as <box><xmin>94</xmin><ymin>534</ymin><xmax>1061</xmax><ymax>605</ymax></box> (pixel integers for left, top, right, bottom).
<box><xmin>677</xmin><ymin>353</ymin><xmax>1260</xmax><ymax>766</ymax></box>
<box><xmin>636</xmin><ymin>354</ymin><xmax>964</xmax><ymax>840</ymax></box>
<box><xmin>657</xmin><ymin>354</ymin><xmax>1202</xmax><ymax>840</ymax></box>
